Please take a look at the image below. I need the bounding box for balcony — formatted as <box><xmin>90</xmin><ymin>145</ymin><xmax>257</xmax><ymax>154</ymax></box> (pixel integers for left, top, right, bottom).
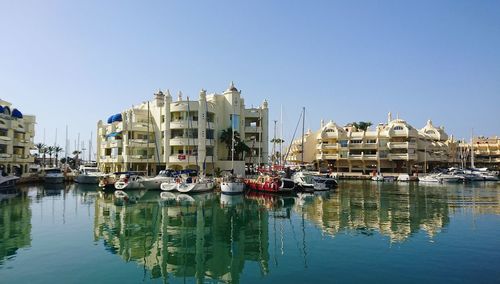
<box><xmin>169</xmin><ymin>155</ymin><xmax>200</xmax><ymax>164</ymax></box>
<box><xmin>13</xmin><ymin>139</ymin><xmax>30</xmax><ymax>147</ymax></box>
<box><xmin>349</xmin><ymin>154</ymin><xmax>364</xmax><ymax>160</ymax></box>
<box><xmin>0</xmin><ymin>136</ymin><xmax>12</xmax><ymax>143</ymax></box>
<box><xmin>170</xmin><ymin>138</ymin><xmax>199</xmax><ymax>146</ymax></box>
<box><xmin>348</xmin><ymin>143</ymin><xmax>363</xmax><ymax>148</ymax></box>
<box><xmin>128</xmin><ymin>139</ymin><xmax>155</xmax><ymax>148</ymax></box>
<box><xmin>109</xmin><ymin>140</ymin><xmax>123</xmax><ymax>148</ymax></box>
<box><xmin>245</xmin><ymin>126</ymin><xmax>261</xmax><ymax>133</ymax></box>
<box><xmin>170</xmin><ymin>101</ymin><xmax>199</xmax><ymax>112</ymax></box>
<box><xmin>317</xmin><ymin>143</ymin><xmax>339</xmax><ymax>150</ymax></box>
<box><xmin>170</xmin><ymin>121</ymin><xmax>198</xmax><ymax>129</ymax></box>
<box><xmin>128</xmin><ymin>122</ymin><xmax>152</xmax><ymax>132</ymax></box>
<box><xmin>0</xmin><ymin>153</ymin><xmax>12</xmax><ymax>161</ymax></box>
<box><xmin>316</xmin><ymin>154</ymin><xmax>339</xmax><ymax>160</ymax></box>
<box><xmin>125</xmin><ymin>155</ymin><xmax>156</xmax><ymax>163</ymax></box>
<box><xmin>13</xmin><ymin>154</ymin><xmax>33</xmax><ymax>163</ymax></box>
<box><xmin>364</xmin><ymin>154</ymin><xmax>378</xmax><ymax>160</ymax></box>
<box><xmin>388</xmin><ymin>153</ymin><xmax>418</xmax><ymax>160</ymax></box>
<box><xmin>388</xmin><ymin>141</ymin><xmax>417</xmax><ymax>149</ymax></box>
<box><xmin>99</xmin><ymin>156</ymin><xmax>124</xmax><ymax>163</ymax></box>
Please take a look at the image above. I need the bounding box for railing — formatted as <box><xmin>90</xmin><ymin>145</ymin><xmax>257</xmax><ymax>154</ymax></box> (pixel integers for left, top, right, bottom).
<box><xmin>244</xmin><ymin>126</ymin><xmax>260</xmax><ymax>133</ymax></box>
<box><xmin>170</xmin><ymin>138</ymin><xmax>199</xmax><ymax>146</ymax></box>
<box><xmin>168</xmin><ymin>155</ymin><xmax>201</xmax><ymax>163</ymax></box>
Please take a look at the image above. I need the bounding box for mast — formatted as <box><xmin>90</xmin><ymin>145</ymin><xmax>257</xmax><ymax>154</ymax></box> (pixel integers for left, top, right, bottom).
<box><xmin>65</xmin><ymin>125</ymin><xmax>68</xmax><ymax>168</ymax></box>
<box><xmin>147</xmin><ymin>101</ymin><xmax>150</xmax><ymax>175</ymax></box>
<box><xmin>89</xmin><ymin>131</ymin><xmax>92</xmax><ymax>162</ymax></box>
<box><xmin>272</xmin><ymin>120</ymin><xmax>277</xmax><ymax>167</ymax></box>
<box><xmin>470</xmin><ymin>128</ymin><xmax>475</xmax><ymax>168</ymax></box>
<box><xmin>258</xmin><ymin>108</ymin><xmax>262</xmax><ymax>169</ymax></box>
<box><xmin>231</xmin><ymin>106</ymin><xmax>235</xmax><ymax>171</ymax></box>
<box><xmin>301</xmin><ymin>107</ymin><xmax>305</xmax><ymax>165</ymax></box>
<box><xmin>280</xmin><ymin>104</ymin><xmax>283</xmax><ymax>167</ymax></box>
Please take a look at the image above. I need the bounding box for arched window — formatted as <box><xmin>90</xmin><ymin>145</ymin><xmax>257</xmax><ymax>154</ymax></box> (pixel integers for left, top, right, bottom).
<box><xmin>394</xmin><ymin>126</ymin><xmax>404</xmax><ymax>131</ymax></box>
<box><xmin>425</xmin><ymin>130</ymin><xmax>435</xmax><ymax>135</ymax></box>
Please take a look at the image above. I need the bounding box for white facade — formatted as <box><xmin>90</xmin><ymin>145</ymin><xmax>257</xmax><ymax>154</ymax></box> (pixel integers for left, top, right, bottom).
<box><xmin>97</xmin><ymin>83</ymin><xmax>269</xmax><ymax>175</ymax></box>
<box><xmin>0</xmin><ymin>99</ymin><xmax>36</xmax><ymax>175</ymax></box>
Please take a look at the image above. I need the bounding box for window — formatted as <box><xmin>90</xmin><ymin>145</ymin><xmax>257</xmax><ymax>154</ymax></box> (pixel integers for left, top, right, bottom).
<box><xmin>350</xmin><ymin>139</ymin><xmax>362</xmax><ymax>144</ymax></box>
<box><xmin>340</xmin><ymin>140</ymin><xmax>348</xmax><ymax>147</ymax></box>
<box><xmin>366</xmin><ymin>139</ymin><xmax>377</xmax><ymax>144</ymax></box>
<box><xmin>394</xmin><ymin>126</ymin><xmax>404</xmax><ymax>131</ymax></box>
<box><xmin>206</xmin><ymin>129</ymin><xmax>214</xmax><ymax>139</ymax></box>
<box><xmin>326</xmin><ymin>129</ymin><xmax>335</xmax><ymax>133</ymax></box>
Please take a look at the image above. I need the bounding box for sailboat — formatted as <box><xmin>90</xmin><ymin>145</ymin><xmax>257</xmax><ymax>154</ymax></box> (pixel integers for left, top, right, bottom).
<box><xmin>221</xmin><ymin>112</ymin><xmax>245</xmax><ymax>194</ymax></box>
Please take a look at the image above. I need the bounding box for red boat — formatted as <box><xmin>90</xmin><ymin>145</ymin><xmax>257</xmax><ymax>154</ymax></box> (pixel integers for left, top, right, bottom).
<box><xmin>244</xmin><ymin>174</ymin><xmax>295</xmax><ymax>194</ymax></box>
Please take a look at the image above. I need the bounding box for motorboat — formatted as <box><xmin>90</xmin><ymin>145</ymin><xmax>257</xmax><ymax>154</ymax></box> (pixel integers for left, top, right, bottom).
<box><xmin>114</xmin><ymin>172</ymin><xmax>146</xmax><ymax>190</ymax></box>
<box><xmin>160</xmin><ymin>178</ymin><xmax>180</xmax><ymax>191</ymax></box>
<box><xmin>98</xmin><ymin>173</ymin><xmax>117</xmax><ymax>190</ymax></box>
<box><xmin>292</xmin><ymin>171</ymin><xmax>314</xmax><ymax>190</ymax></box>
<box><xmin>44</xmin><ymin>168</ymin><xmax>64</xmax><ymax>184</ymax></box>
<box><xmin>141</xmin><ymin>169</ymin><xmax>177</xmax><ymax>190</ymax></box>
<box><xmin>245</xmin><ymin>174</ymin><xmax>295</xmax><ymax>194</ymax></box>
<box><xmin>75</xmin><ymin>165</ymin><xmax>105</xmax><ymax>184</ymax></box>
<box><xmin>311</xmin><ymin>175</ymin><xmax>337</xmax><ymax>190</ymax></box>
<box><xmin>436</xmin><ymin>173</ymin><xmax>463</xmax><ymax>183</ymax></box>
<box><xmin>177</xmin><ymin>176</ymin><xmax>215</xmax><ymax>193</ymax></box>
<box><xmin>0</xmin><ymin>171</ymin><xmax>19</xmax><ymax>190</ymax></box>
<box><xmin>419</xmin><ymin>174</ymin><xmax>442</xmax><ymax>183</ymax></box>
<box><xmin>220</xmin><ymin>174</ymin><xmax>246</xmax><ymax>195</ymax></box>
<box><xmin>371</xmin><ymin>173</ymin><xmax>395</xmax><ymax>182</ymax></box>
<box><xmin>397</xmin><ymin>174</ymin><xmax>411</xmax><ymax>182</ymax></box>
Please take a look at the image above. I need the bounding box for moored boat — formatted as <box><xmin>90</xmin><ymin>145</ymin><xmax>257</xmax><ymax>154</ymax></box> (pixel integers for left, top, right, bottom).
<box><xmin>75</xmin><ymin>165</ymin><xmax>105</xmax><ymax>184</ymax></box>
<box><xmin>245</xmin><ymin>174</ymin><xmax>295</xmax><ymax>194</ymax></box>
<box><xmin>114</xmin><ymin>171</ymin><xmax>146</xmax><ymax>190</ymax></box>
<box><xmin>44</xmin><ymin>168</ymin><xmax>64</xmax><ymax>184</ymax></box>
<box><xmin>220</xmin><ymin>175</ymin><xmax>246</xmax><ymax>195</ymax></box>
<box><xmin>0</xmin><ymin>171</ymin><xmax>19</xmax><ymax>190</ymax></box>
<box><xmin>141</xmin><ymin>169</ymin><xmax>177</xmax><ymax>190</ymax></box>
<box><xmin>177</xmin><ymin>176</ymin><xmax>215</xmax><ymax>193</ymax></box>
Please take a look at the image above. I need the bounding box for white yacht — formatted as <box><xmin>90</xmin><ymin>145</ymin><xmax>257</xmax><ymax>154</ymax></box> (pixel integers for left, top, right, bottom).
<box><xmin>141</xmin><ymin>170</ymin><xmax>177</xmax><ymax>190</ymax></box>
<box><xmin>293</xmin><ymin>171</ymin><xmax>337</xmax><ymax>191</ymax></box>
<box><xmin>75</xmin><ymin>165</ymin><xmax>105</xmax><ymax>184</ymax></box>
<box><xmin>397</xmin><ymin>174</ymin><xmax>411</xmax><ymax>182</ymax></box>
<box><xmin>419</xmin><ymin>174</ymin><xmax>442</xmax><ymax>183</ymax></box>
<box><xmin>177</xmin><ymin>176</ymin><xmax>215</xmax><ymax>193</ymax></box>
<box><xmin>436</xmin><ymin>173</ymin><xmax>463</xmax><ymax>183</ymax></box>
<box><xmin>114</xmin><ymin>172</ymin><xmax>146</xmax><ymax>190</ymax></box>
<box><xmin>44</xmin><ymin>168</ymin><xmax>64</xmax><ymax>184</ymax></box>
<box><xmin>0</xmin><ymin>171</ymin><xmax>19</xmax><ymax>190</ymax></box>
<box><xmin>220</xmin><ymin>175</ymin><xmax>246</xmax><ymax>195</ymax></box>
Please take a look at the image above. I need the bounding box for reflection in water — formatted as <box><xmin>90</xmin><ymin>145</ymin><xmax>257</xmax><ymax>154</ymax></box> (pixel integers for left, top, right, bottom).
<box><xmin>94</xmin><ymin>191</ymin><xmax>270</xmax><ymax>282</ymax></box>
<box><xmin>0</xmin><ymin>190</ymin><xmax>31</xmax><ymax>265</ymax></box>
<box><xmin>297</xmin><ymin>182</ymin><xmax>452</xmax><ymax>242</ymax></box>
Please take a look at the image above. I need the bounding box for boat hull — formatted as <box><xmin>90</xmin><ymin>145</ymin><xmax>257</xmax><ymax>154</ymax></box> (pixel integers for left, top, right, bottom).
<box><xmin>44</xmin><ymin>176</ymin><xmax>64</xmax><ymax>184</ymax></box>
<box><xmin>75</xmin><ymin>175</ymin><xmax>100</xmax><ymax>184</ymax></box>
<box><xmin>221</xmin><ymin>182</ymin><xmax>245</xmax><ymax>194</ymax></box>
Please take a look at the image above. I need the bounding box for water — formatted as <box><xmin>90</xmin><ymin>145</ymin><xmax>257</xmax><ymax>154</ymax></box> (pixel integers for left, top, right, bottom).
<box><xmin>1</xmin><ymin>181</ymin><xmax>499</xmax><ymax>283</ymax></box>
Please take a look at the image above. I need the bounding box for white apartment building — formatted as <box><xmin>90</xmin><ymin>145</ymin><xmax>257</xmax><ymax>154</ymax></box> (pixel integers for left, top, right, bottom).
<box><xmin>287</xmin><ymin>113</ymin><xmax>456</xmax><ymax>173</ymax></box>
<box><xmin>97</xmin><ymin>83</ymin><xmax>269</xmax><ymax>175</ymax></box>
<box><xmin>0</xmin><ymin>99</ymin><xmax>36</xmax><ymax>175</ymax></box>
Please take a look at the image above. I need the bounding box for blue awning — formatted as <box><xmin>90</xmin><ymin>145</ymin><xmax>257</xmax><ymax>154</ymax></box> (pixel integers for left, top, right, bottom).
<box><xmin>112</xmin><ymin>113</ymin><xmax>122</xmax><ymax>122</ymax></box>
<box><xmin>0</xmin><ymin>106</ymin><xmax>4</xmax><ymax>113</ymax></box>
<box><xmin>106</xmin><ymin>131</ymin><xmax>122</xmax><ymax>138</ymax></box>
<box><xmin>12</xmin><ymin>108</ymin><xmax>23</xmax><ymax>119</ymax></box>
<box><xmin>107</xmin><ymin>115</ymin><xmax>114</xmax><ymax>124</ymax></box>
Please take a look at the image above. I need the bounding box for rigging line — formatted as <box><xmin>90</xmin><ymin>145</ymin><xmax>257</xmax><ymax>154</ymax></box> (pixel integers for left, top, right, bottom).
<box><xmin>283</xmin><ymin>108</ymin><xmax>304</xmax><ymax>163</ymax></box>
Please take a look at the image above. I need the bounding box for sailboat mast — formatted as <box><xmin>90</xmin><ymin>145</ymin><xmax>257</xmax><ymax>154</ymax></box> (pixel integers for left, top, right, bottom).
<box><xmin>280</xmin><ymin>104</ymin><xmax>283</xmax><ymax>167</ymax></box>
<box><xmin>258</xmin><ymin>108</ymin><xmax>262</xmax><ymax>169</ymax></box>
<box><xmin>470</xmin><ymin>128</ymin><xmax>475</xmax><ymax>168</ymax></box>
<box><xmin>301</xmin><ymin>107</ymin><xmax>305</xmax><ymax>165</ymax></box>
<box><xmin>89</xmin><ymin>131</ymin><xmax>92</xmax><ymax>162</ymax></box>
<box><xmin>231</xmin><ymin>110</ymin><xmax>235</xmax><ymax>170</ymax></box>
<box><xmin>147</xmin><ymin>101</ymin><xmax>150</xmax><ymax>175</ymax></box>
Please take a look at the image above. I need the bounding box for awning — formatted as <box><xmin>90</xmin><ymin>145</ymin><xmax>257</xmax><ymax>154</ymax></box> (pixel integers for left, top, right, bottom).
<box><xmin>106</xmin><ymin>131</ymin><xmax>122</xmax><ymax>138</ymax></box>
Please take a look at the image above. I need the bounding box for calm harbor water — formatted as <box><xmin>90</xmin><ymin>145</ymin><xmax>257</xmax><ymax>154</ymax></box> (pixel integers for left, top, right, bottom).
<box><xmin>1</xmin><ymin>181</ymin><xmax>499</xmax><ymax>283</ymax></box>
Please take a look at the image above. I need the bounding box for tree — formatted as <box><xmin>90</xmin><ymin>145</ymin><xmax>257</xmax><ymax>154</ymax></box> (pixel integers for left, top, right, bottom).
<box><xmin>54</xmin><ymin>146</ymin><xmax>64</xmax><ymax>167</ymax></box>
<box><xmin>34</xmin><ymin>143</ymin><xmax>46</xmax><ymax>166</ymax></box>
<box><xmin>46</xmin><ymin>146</ymin><xmax>54</xmax><ymax>167</ymax></box>
<box><xmin>235</xmin><ymin>141</ymin><xmax>251</xmax><ymax>160</ymax></box>
<box><xmin>72</xmin><ymin>150</ymin><xmax>82</xmax><ymax>168</ymax></box>
<box><xmin>351</xmin><ymin>121</ymin><xmax>372</xmax><ymax>132</ymax></box>
<box><xmin>220</xmin><ymin>127</ymin><xmax>241</xmax><ymax>160</ymax></box>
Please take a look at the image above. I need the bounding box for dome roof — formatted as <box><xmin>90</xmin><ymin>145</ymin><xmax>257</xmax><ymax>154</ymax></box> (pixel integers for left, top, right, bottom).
<box><xmin>107</xmin><ymin>113</ymin><xmax>123</xmax><ymax>124</ymax></box>
<box><xmin>12</xmin><ymin>108</ymin><xmax>23</xmax><ymax>119</ymax></box>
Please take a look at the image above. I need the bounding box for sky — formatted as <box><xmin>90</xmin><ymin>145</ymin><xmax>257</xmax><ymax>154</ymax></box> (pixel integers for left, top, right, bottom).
<box><xmin>1</xmin><ymin>0</ymin><xmax>499</xmax><ymax>154</ymax></box>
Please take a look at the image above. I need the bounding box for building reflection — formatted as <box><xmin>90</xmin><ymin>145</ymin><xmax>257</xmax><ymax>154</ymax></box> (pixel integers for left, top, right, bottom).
<box><xmin>93</xmin><ymin>191</ymin><xmax>270</xmax><ymax>283</ymax></box>
<box><xmin>297</xmin><ymin>183</ymin><xmax>451</xmax><ymax>242</ymax></box>
<box><xmin>0</xmin><ymin>190</ymin><xmax>31</xmax><ymax>265</ymax></box>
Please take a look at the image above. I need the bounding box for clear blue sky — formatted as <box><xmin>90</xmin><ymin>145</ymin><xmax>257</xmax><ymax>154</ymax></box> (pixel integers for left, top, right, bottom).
<box><xmin>1</xmin><ymin>0</ymin><xmax>499</xmax><ymax>152</ymax></box>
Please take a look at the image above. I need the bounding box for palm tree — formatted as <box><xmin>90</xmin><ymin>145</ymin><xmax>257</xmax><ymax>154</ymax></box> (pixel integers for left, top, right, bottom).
<box><xmin>72</xmin><ymin>150</ymin><xmax>82</xmax><ymax>167</ymax></box>
<box><xmin>54</xmin><ymin>146</ymin><xmax>64</xmax><ymax>167</ymax></box>
<box><xmin>235</xmin><ymin>141</ymin><xmax>251</xmax><ymax>160</ymax></box>
<box><xmin>351</xmin><ymin>121</ymin><xmax>372</xmax><ymax>132</ymax></box>
<box><xmin>46</xmin><ymin>146</ymin><xmax>54</xmax><ymax>167</ymax></box>
<box><xmin>34</xmin><ymin>143</ymin><xmax>45</xmax><ymax>165</ymax></box>
<box><xmin>220</xmin><ymin>128</ymin><xmax>241</xmax><ymax>160</ymax></box>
